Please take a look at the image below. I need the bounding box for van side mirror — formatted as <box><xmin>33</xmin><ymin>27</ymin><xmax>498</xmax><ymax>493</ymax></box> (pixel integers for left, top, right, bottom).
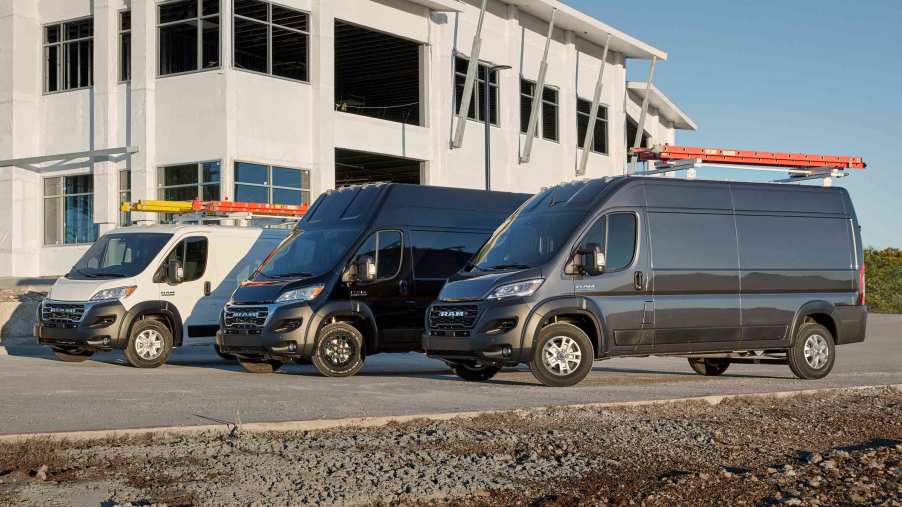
<box><xmin>168</xmin><ymin>259</ymin><xmax>184</xmax><ymax>284</ymax></box>
<box><xmin>357</xmin><ymin>255</ymin><xmax>377</xmax><ymax>283</ymax></box>
<box><xmin>584</xmin><ymin>244</ymin><xmax>606</xmax><ymax>276</ymax></box>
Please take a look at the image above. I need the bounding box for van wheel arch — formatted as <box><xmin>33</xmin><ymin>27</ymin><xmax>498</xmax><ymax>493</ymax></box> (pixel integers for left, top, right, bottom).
<box><xmin>121</xmin><ymin>302</ymin><xmax>184</xmax><ymax>347</ymax></box>
<box><xmin>312</xmin><ymin>302</ymin><xmax>379</xmax><ymax>355</ymax></box>
<box><xmin>522</xmin><ymin>299</ymin><xmax>607</xmax><ymax>360</ymax></box>
<box><xmin>789</xmin><ymin>302</ymin><xmax>839</xmax><ymax>346</ymax></box>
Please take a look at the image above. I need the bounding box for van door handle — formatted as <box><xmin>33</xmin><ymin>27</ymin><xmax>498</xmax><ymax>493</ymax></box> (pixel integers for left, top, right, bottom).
<box><xmin>399</xmin><ymin>280</ymin><xmax>409</xmax><ymax>296</ymax></box>
<box><xmin>634</xmin><ymin>271</ymin><xmax>644</xmax><ymax>291</ymax></box>
<box><xmin>204</xmin><ymin>281</ymin><xmax>211</xmax><ymax>296</ymax></box>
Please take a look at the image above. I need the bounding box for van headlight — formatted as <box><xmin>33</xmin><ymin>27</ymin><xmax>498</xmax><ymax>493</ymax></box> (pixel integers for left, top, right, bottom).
<box><xmin>275</xmin><ymin>285</ymin><xmax>324</xmax><ymax>303</ymax></box>
<box><xmin>90</xmin><ymin>286</ymin><xmax>137</xmax><ymax>301</ymax></box>
<box><xmin>485</xmin><ymin>279</ymin><xmax>544</xmax><ymax>301</ymax></box>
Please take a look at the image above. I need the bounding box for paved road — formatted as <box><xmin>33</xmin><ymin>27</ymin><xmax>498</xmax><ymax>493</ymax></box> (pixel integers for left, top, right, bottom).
<box><xmin>1</xmin><ymin>314</ymin><xmax>900</xmax><ymax>435</ymax></box>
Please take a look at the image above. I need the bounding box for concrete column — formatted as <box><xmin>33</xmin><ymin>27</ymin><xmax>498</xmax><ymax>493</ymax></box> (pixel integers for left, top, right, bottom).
<box><xmin>92</xmin><ymin>0</ymin><xmax>120</xmax><ymax>233</ymax></box>
<box><xmin>310</xmin><ymin>0</ymin><xmax>335</xmax><ymax>196</ymax></box>
<box><xmin>221</xmin><ymin>0</ymin><xmax>235</xmax><ymax>201</ymax></box>
<box><xmin>129</xmin><ymin>0</ymin><xmax>156</xmax><ymax>223</ymax></box>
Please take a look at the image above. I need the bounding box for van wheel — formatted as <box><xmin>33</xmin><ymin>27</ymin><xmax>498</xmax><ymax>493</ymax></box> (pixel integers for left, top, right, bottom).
<box><xmin>52</xmin><ymin>348</ymin><xmax>93</xmax><ymax>363</ymax></box>
<box><xmin>214</xmin><ymin>344</ymin><xmax>236</xmax><ymax>361</ymax></box>
<box><xmin>312</xmin><ymin>322</ymin><xmax>365</xmax><ymax>377</ymax></box>
<box><xmin>451</xmin><ymin>361</ymin><xmax>501</xmax><ymax>382</ymax></box>
<box><xmin>238</xmin><ymin>358</ymin><xmax>283</xmax><ymax>373</ymax></box>
<box><xmin>529</xmin><ymin>323</ymin><xmax>594</xmax><ymax>387</ymax></box>
<box><xmin>688</xmin><ymin>358</ymin><xmax>730</xmax><ymax>376</ymax></box>
<box><xmin>123</xmin><ymin>319</ymin><xmax>173</xmax><ymax>368</ymax></box>
<box><xmin>788</xmin><ymin>323</ymin><xmax>835</xmax><ymax>380</ymax></box>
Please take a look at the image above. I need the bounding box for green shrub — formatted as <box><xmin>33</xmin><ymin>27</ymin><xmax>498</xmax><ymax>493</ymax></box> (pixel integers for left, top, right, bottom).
<box><xmin>865</xmin><ymin>248</ymin><xmax>902</xmax><ymax>314</ymax></box>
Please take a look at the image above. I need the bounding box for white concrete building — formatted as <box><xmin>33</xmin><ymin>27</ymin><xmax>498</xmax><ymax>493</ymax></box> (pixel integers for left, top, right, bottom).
<box><xmin>0</xmin><ymin>0</ymin><xmax>696</xmax><ymax>277</ymax></box>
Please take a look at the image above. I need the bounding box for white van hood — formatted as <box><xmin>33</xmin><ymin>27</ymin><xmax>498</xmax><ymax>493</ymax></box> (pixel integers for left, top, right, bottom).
<box><xmin>48</xmin><ymin>277</ymin><xmax>132</xmax><ymax>302</ymax></box>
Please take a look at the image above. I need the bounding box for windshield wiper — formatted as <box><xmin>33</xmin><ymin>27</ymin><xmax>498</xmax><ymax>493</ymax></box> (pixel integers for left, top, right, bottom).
<box><xmin>90</xmin><ymin>272</ymin><xmax>130</xmax><ymax>278</ymax></box>
<box><xmin>268</xmin><ymin>272</ymin><xmax>313</xmax><ymax>279</ymax></box>
<box><xmin>485</xmin><ymin>264</ymin><xmax>531</xmax><ymax>271</ymax></box>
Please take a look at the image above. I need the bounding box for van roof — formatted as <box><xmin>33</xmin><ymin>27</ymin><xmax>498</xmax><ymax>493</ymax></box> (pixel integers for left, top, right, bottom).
<box><xmin>107</xmin><ymin>224</ymin><xmax>288</xmax><ymax>237</ymax></box>
<box><xmin>525</xmin><ymin>176</ymin><xmax>854</xmax><ymax>217</ymax></box>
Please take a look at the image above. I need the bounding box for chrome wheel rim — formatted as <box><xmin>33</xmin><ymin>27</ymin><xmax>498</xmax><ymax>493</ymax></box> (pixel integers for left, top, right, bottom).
<box><xmin>134</xmin><ymin>329</ymin><xmax>164</xmax><ymax>361</ymax></box>
<box><xmin>542</xmin><ymin>336</ymin><xmax>582</xmax><ymax>376</ymax></box>
<box><xmin>803</xmin><ymin>334</ymin><xmax>829</xmax><ymax>369</ymax></box>
<box><xmin>323</xmin><ymin>334</ymin><xmax>354</xmax><ymax>367</ymax></box>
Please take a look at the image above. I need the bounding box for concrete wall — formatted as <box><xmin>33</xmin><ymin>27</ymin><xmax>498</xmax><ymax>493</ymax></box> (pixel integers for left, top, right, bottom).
<box><xmin>0</xmin><ymin>0</ymin><xmax>686</xmax><ymax>277</ymax></box>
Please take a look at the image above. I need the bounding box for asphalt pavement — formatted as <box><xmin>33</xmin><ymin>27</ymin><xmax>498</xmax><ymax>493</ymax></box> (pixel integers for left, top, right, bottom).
<box><xmin>1</xmin><ymin>314</ymin><xmax>899</xmax><ymax>435</ymax></box>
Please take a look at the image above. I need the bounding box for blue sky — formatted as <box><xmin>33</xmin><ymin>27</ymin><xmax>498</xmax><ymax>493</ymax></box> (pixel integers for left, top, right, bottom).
<box><xmin>564</xmin><ymin>0</ymin><xmax>902</xmax><ymax>248</ymax></box>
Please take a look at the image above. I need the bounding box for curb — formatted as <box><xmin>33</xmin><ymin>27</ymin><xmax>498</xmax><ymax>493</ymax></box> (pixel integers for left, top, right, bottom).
<box><xmin>1</xmin><ymin>384</ymin><xmax>899</xmax><ymax>444</ymax></box>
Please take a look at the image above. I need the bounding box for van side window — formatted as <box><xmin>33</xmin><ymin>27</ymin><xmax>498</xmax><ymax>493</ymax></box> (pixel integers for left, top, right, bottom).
<box><xmin>355</xmin><ymin>230</ymin><xmax>403</xmax><ymax>280</ymax></box>
<box><xmin>411</xmin><ymin>230</ymin><xmax>489</xmax><ymax>279</ymax></box>
<box><xmin>162</xmin><ymin>237</ymin><xmax>208</xmax><ymax>282</ymax></box>
<box><xmin>578</xmin><ymin>213</ymin><xmax>637</xmax><ymax>272</ymax></box>
<box><xmin>649</xmin><ymin>212</ymin><xmax>738</xmax><ymax>270</ymax></box>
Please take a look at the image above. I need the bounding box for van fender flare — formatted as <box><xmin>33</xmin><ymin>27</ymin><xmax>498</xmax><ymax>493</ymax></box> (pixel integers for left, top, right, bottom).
<box><xmin>308</xmin><ymin>301</ymin><xmax>379</xmax><ymax>356</ymax></box>
<box><xmin>788</xmin><ymin>300</ymin><xmax>839</xmax><ymax>345</ymax></box>
<box><xmin>120</xmin><ymin>301</ymin><xmax>184</xmax><ymax>348</ymax></box>
<box><xmin>518</xmin><ymin>297</ymin><xmax>608</xmax><ymax>362</ymax></box>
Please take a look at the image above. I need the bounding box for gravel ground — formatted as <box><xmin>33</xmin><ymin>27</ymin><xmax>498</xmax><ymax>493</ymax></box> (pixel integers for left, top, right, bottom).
<box><xmin>1</xmin><ymin>386</ymin><xmax>899</xmax><ymax>506</ymax></box>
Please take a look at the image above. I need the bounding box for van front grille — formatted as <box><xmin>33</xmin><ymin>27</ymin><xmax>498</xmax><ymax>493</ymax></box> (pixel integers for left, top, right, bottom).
<box><xmin>223</xmin><ymin>305</ymin><xmax>269</xmax><ymax>333</ymax></box>
<box><xmin>429</xmin><ymin>305</ymin><xmax>479</xmax><ymax>331</ymax></box>
<box><xmin>41</xmin><ymin>301</ymin><xmax>86</xmax><ymax>324</ymax></box>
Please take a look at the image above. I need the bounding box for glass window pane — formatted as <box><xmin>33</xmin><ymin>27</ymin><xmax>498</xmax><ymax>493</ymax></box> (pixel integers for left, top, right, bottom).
<box><xmin>183</xmin><ymin>237</ymin><xmax>208</xmax><ymax>281</ymax></box>
<box><xmin>120</xmin><ymin>32</ymin><xmax>131</xmax><ymax>80</ymax></box>
<box><xmin>163</xmin><ymin>186</ymin><xmax>198</xmax><ymax>201</ymax></box>
<box><xmin>454</xmin><ymin>56</ymin><xmax>467</xmax><ymax>74</ymax></box>
<box><xmin>235</xmin><ymin>162</ymin><xmax>267</xmax><ymax>184</ymax></box>
<box><xmin>44</xmin><ymin>197</ymin><xmax>60</xmax><ymax>245</ymax></box>
<box><xmin>272</xmin><ymin>188</ymin><xmax>301</xmax><ymax>205</ymax></box>
<box><xmin>78</xmin><ymin>40</ymin><xmax>93</xmax><ymax>87</ymax></box>
<box><xmin>300</xmin><ymin>170</ymin><xmax>310</xmax><ymax>190</ymax></box>
<box><xmin>376</xmin><ymin>231</ymin><xmax>402</xmax><ymax>279</ymax></box>
<box><xmin>577</xmin><ymin>98</ymin><xmax>591</xmax><ymax>115</ymax></box>
<box><xmin>271</xmin><ymin>166</ymin><xmax>300</xmax><ymax>188</ymax></box>
<box><xmin>301</xmin><ymin>190</ymin><xmax>310</xmax><ymax>204</ymax></box>
<box><xmin>202</xmin><ymin>0</ymin><xmax>220</xmax><ymax>16</ymax></box>
<box><xmin>65</xmin><ymin>193</ymin><xmax>96</xmax><ymax>244</ymax></box>
<box><xmin>163</xmin><ymin>164</ymin><xmax>199</xmax><ymax>186</ymax></box>
<box><xmin>160</xmin><ymin>0</ymin><xmax>197</xmax><ymax>24</ymax></box>
<box><xmin>44</xmin><ymin>177</ymin><xmax>62</xmax><ymax>196</ymax></box>
<box><xmin>234</xmin><ymin>17</ymin><xmax>268</xmax><ymax>73</ymax></box>
<box><xmin>272</xmin><ymin>27</ymin><xmax>307</xmax><ymax>81</ymax></box>
<box><xmin>202</xmin><ymin>17</ymin><xmax>220</xmax><ymax>68</ymax></box>
<box><xmin>272</xmin><ymin>5</ymin><xmax>307</xmax><ymax>31</ymax></box>
<box><xmin>202</xmin><ymin>184</ymin><xmax>220</xmax><ymax>200</ymax></box>
<box><xmin>45</xmin><ymin>46</ymin><xmax>60</xmax><ymax>92</ymax></box>
<box><xmin>202</xmin><ymin>161</ymin><xmax>220</xmax><ymax>183</ymax></box>
<box><xmin>594</xmin><ymin>118</ymin><xmax>608</xmax><ymax>154</ymax></box>
<box><xmin>235</xmin><ymin>183</ymin><xmax>269</xmax><ymax>204</ymax></box>
<box><xmin>66</xmin><ymin>174</ymin><xmax>93</xmax><ymax>194</ymax></box>
<box><xmin>120</xmin><ymin>11</ymin><xmax>131</xmax><ymax>31</ymax></box>
<box><xmin>542</xmin><ymin>102</ymin><xmax>558</xmax><ymax>141</ymax></box>
<box><xmin>46</xmin><ymin>25</ymin><xmax>61</xmax><ymax>44</ymax></box>
<box><xmin>65</xmin><ymin>41</ymin><xmax>80</xmax><ymax>89</ymax></box>
<box><xmin>606</xmin><ymin>213</ymin><xmax>637</xmax><ymax>271</ymax></box>
<box><xmin>64</xmin><ymin>19</ymin><xmax>93</xmax><ymax>40</ymax></box>
<box><xmin>159</xmin><ymin>21</ymin><xmax>198</xmax><ymax>74</ymax></box>
<box><xmin>412</xmin><ymin>230</ymin><xmax>488</xmax><ymax>279</ymax></box>
<box><xmin>119</xmin><ymin>170</ymin><xmax>130</xmax><ymax>191</ymax></box>
<box><xmin>235</xmin><ymin>0</ymin><xmax>268</xmax><ymax>21</ymax></box>
<box><xmin>580</xmin><ymin>217</ymin><xmax>606</xmax><ymax>253</ymax></box>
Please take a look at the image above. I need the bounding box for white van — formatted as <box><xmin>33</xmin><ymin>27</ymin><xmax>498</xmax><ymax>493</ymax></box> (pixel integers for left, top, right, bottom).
<box><xmin>35</xmin><ymin>224</ymin><xmax>288</xmax><ymax>367</ymax></box>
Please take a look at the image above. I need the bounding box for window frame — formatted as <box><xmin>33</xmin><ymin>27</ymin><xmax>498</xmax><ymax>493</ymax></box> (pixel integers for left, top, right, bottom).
<box><xmin>233</xmin><ymin>160</ymin><xmax>311</xmax><ymax>205</ymax></box>
<box><xmin>354</xmin><ymin>229</ymin><xmax>405</xmax><ymax>283</ymax></box>
<box><xmin>43</xmin><ymin>173</ymin><xmax>98</xmax><ymax>246</ymax></box>
<box><xmin>156</xmin><ymin>161</ymin><xmax>222</xmax><ymax>211</ymax></box>
<box><xmin>231</xmin><ymin>0</ymin><xmax>311</xmax><ymax>84</ymax></box>
<box><xmin>519</xmin><ymin>78</ymin><xmax>560</xmax><ymax>143</ymax></box>
<box><xmin>119</xmin><ymin>10</ymin><xmax>131</xmax><ymax>82</ymax></box>
<box><xmin>43</xmin><ymin>16</ymin><xmax>95</xmax><ymax>95</ymax></box>
<box><xmin>119</xmin><ymin>169</ymin><xmax>132</xmax><ymax>226</ymax></box>
<box><xmin>453</xmin><ymin>54</ymin><xmax>500</xmax><ymax>127</ymax></box>
<box><xmin>576</xmin><ymin>97</ymin><xmax>610</xmax><ymax>155</ymax></box>
<box><xmin>157</xmin><ymin>0</ymin><xmax>222</xmax><ymax>78</ymax></box>
<box><xmin>572</xmin><ymin>211</ymin><xmax>639</xmax><ymax>275</ymax></box>
<box><xmin>157</xmin><ymin>236</ymin><xmax>209</xmax><ymax>282</ymax></box>
<box><xmin>410</xmin><ymin>229</ymin><xmax>490</xmax><ymax>281</ymax></box>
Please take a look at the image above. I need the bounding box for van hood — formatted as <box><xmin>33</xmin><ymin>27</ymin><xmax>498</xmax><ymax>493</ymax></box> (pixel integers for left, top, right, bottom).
<box><xmin>439</xmin><ymin>268</ymin><xmax>543</xmax><ymax>302</ymax></box>
<box><xmin>230</xmin><ymin>275</ymin><xmax>331</xmax><ymax>304</ymax></box>
<box><xmin>48</xmin><ymin>277</ymin><xmax>133</xmax><ymax>302</ymax></box>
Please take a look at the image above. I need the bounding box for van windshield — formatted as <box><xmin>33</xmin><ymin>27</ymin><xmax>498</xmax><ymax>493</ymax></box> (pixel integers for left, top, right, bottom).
<box><xmin>253</xmin><ymin>227</ymin><xmax>362</xmax><ymax>279</ymax></box>
<box><xmin>67</xmin><ymin>233</ymin><xmax>173</xmax><ymax>280</ymax></box>
<box><xmin>468</xmin><ymin>211</ymin><xmax>586</xmax><ymax>271</ymax></box>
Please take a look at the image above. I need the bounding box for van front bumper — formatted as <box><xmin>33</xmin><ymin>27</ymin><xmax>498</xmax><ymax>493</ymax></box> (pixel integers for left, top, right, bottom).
<box><xmin>422</xmin><ymin>299</ymin><xmax>533</xmax><ymax>366</ymax></box>
<box><xmin>216</xmin><ymin>302</ymin><xmax>316</xmax><ymax>361</ymax></box>
<box><xmin>34</xmin><ymin>299</ymin><xmax>127</xmax><ymax>351</ymax></box>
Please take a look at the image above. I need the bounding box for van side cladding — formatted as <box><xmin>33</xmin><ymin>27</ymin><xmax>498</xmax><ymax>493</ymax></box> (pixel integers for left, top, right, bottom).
<box><xmin>423</xmin><ymin>176</ymin><xmax>867</xmax><ymax>387</ymax></box>
<box><xmin>218</xmin><ymin>183</ymin><xmax>530</xmax><ymax>377</ymax></box>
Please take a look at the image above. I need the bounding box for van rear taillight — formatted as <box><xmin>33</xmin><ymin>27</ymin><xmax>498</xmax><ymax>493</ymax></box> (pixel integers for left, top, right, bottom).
<box><xmin>858</xmin><ymin>263</ymin><xmax>866</xmax><ymax>306</ymax></box>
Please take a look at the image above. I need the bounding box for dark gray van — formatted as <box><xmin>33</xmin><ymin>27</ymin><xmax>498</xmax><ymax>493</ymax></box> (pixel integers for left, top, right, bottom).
<box><xmin>423</xmin><ymin>177</ymin><xmax>867</xmax><ymax>387</ymax></box>
<box><xmin>218</xmin><ymin>183</ymin><xmax>529</xmax><ymax>377</ymax></box>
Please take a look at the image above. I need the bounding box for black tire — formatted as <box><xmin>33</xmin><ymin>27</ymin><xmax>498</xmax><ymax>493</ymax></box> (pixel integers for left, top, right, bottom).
<box><xmin>51</xmin><ymin>348</ymin><xmax>93</xmax><ymax>363</ymax></box>
<box><xmin>688</xmin><ymin>358</ymin><xmax>731</xmax><ymax>376</ymax></box>
<box><xmin>123</xmin><ymin>319</ymin><xmax>173</xmax><ymax>368</ymax></box>
<box><xmin>529</xmin><ymin>323</ymin><xmax>594</xmax><ymax>387</ymax></box>
<box><xmin>451</xmin><ymin>361</ymin><xmax>501</xmax><ymax>382</ymax></box>
<box><xmin>788</xmin><ymin>322</ymin><xmax>836</xmax><ymax>380</ymax></box>
<box><xmin>214</xmin><ymin>344</ymin><xmax>236</xmax><ymax>361</ymax></box>
<box><xmin>312</xmin><ymin>322</ymin><xmax>365</xmax><ymax>377</ymax></box>
<box><xmin>238</xmin><ymin>358</ymin><xmax>283</xmax><ymax>373</ymax></box>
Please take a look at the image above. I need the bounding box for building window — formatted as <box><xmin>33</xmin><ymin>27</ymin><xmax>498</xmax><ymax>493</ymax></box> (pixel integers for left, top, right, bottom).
<box><xmin>158</xmin><ymin>0</ymin><xmax>220</xmax><ymax>76</ymax></box>
<box><xmin>520</xmin><ymin>79</ymin><xmax>559</xmax><ymax>142</ymax></box>
<box><xmin>626</xmin><ymin>116</ymin><xmax>651</xmax><ymax>153</ymax></box>
<box><xmin>44</xmin><ymin>18</ymin><xmax>94</xmax><ymax>93</ymax></box>
<box><xmin>44</xmin><ymin>174</ymin><xmax>98</xmax><ymax>245</ymax></box>
<box><xmin>234</xmin><ymin>162</ymin><xmax>310</xmax><ymax>205</ymax></box>
<box><xmin>119</xmin><ymin>170</ymin><xmax>132</xmax><ymax>226</ymax></box>
<box><xmin>576</xmin><ymin>98</ymin><xmax>608</xmax><ymax>155</ymax></box>
<box><xmin>234</xmin><ymin>0</ymin><xmax>309</xmax><ymax>82</ymax></box>
<box><xmin>453</xmin><ymin>56</ymin><xmax>499</xmax><ymax>126</ymax></box>
<box><xmin>119</xmin><ymin>11</ymin><xmax>131</xmax><ymax>81</ymax></box>
<box><xmin>158</xmin><ymin>162</ymin><xmax>221</xmax><ymax>201</ymax></box>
